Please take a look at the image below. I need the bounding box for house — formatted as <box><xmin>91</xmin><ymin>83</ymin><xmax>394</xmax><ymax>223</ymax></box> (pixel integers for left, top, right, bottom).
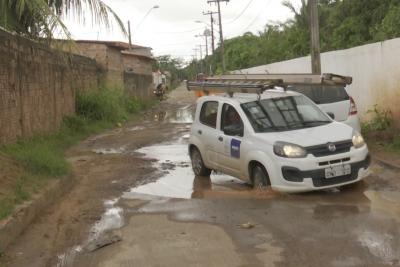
<box><xmin>74</xmin><ymin>40</ymin><xmax>154</xmax><ymax>97</ymax></box>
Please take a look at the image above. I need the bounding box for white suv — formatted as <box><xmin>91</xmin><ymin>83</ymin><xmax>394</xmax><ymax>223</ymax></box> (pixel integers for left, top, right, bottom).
<box><xmin>189</xmin><ymin>90</ymin><xmax>370</xmax><ymax>193</ymax></box>
<box><xmin>288</xmin><ymin>84</ymin><xmax>361</xmax><ymax>132</ymax></box>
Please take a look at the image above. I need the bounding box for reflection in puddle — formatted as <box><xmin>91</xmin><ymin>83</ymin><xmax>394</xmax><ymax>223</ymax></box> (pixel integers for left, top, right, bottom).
<box><xmin>169</xmin><ymin>105</ymin><xmax>194</xmax><ymax>124</ymax></box>
<box><xmin>153</xmin><ymin>105</ymin><xmax>194</xmax><ymax>124</ymax></box>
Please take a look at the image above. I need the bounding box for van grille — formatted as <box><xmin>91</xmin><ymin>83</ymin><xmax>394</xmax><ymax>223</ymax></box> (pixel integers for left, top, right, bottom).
<box><xmin>306</xmin><ymin>140</ymin><xmax>353</xmax><ymax>157</ymax></box>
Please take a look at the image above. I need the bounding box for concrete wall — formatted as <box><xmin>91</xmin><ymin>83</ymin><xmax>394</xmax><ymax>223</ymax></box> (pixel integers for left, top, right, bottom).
<box><xmin>0</xmin><ymin>29</ymin><xmax>98</xmax><ymax>145</ymax></box>
<box><xmin>124</xmin><ymin>72</ymin><xmax>153</xmax><ymax>100</ymax></box>
<box><xmin>236</xmin><ymin>38</ymin><xmax>400</xmax><ymax>125</ymax></box>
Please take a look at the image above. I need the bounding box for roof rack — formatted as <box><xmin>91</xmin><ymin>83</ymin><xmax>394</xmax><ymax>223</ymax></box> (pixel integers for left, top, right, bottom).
<box><xmin>207</xmin><ymin>73</ymin><xmax>352</xmax><ymax>85</ymax></box>
<box><xmin>187</xmin><ymin>73</ymin><xmax>352</xmax><ymax>96</ymax></box>
<box><xmin>186</xmin><ymin>79</ymin><xmax>283</xmax><ymax>96</ymax></box>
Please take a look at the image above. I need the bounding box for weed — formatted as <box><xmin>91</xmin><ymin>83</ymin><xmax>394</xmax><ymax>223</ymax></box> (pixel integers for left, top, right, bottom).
<box><xmin>76</xmin><ymin>87</ymin><xmax>128</xmax><ymax>123</ymax></box>
<box><xmin>364</xmin><ymin>105</ymin><xmax>393</xmax><ymax>132</ymax></box>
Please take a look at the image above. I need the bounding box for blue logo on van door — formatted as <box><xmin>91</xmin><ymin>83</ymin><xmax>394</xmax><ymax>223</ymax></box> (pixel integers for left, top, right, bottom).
<box><xmin>231</xmin><ymin>139</ymin><xmax>241</xmax><ymax>158</ymax></box>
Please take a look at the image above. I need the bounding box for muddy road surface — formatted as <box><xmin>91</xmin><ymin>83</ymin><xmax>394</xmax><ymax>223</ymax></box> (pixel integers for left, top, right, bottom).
<box><xmin>3</xmin><ymin>85</ymin><xmax>400</xmax><ymax>267</ymax></box>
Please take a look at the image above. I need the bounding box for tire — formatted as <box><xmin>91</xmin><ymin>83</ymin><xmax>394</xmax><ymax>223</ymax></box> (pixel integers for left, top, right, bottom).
<box><xmin>251</xmin><ymin>164</ymin><xmax>271</xmax><ymax>190</ymax></box>
<box><xmin>190</xmin><ymin>147</ymin><xmax>212</xmax><ymax>176</ymax></box>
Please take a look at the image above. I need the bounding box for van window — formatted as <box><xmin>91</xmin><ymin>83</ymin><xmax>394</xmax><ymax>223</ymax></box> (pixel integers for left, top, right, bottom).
<box><xmin>289</xmin><ymin>85</ymin><xmax>349</xmax><ymax>104</ymax></box>
<box><xmin>221</xmin><ymin>104</ymin><xmax>244</xmax><ymax>136</ymax></box>
<box><xmin>200</xmin><ymin>101</ymin><xmax>218</xmax><ymax>128</ymax></box>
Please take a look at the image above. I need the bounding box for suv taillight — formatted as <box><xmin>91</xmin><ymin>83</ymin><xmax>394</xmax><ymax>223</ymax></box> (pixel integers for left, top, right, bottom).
<box><xmin>349</xmin><ymin>96</ymin><xmax>357</xmax><ymax>115</ymax></box>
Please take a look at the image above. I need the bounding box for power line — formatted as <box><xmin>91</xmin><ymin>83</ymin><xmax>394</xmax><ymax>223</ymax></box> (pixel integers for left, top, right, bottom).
<box><xmin>224</xmin><ymin>0</ymin><xmax>255</xmax><ymax>24</ymax></box>
<box><xmin>154</xmin><ymin>27</ymin><xmax>204</xmax><ymax>34</ymax></box>
<box><xmin>236</xmin><ymin>0</ymin><xmax>273</xmax><ymax>35</ymax></box>
<box><xmin>241</xmin><ymin>9</ymin><xmax>263</xmax><ymax>33</ymax></box>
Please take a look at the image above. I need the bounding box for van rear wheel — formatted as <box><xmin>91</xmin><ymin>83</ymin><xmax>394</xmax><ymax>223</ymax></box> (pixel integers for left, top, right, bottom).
<box><xmin>190</xmin><ymin>148</ymin><xmax>212</xmax><ymax>176</ymax></box>
<box><xmin>251</xmin><ymin>165</ymin><xmax>270</xmax><ymax>190</ymax></box>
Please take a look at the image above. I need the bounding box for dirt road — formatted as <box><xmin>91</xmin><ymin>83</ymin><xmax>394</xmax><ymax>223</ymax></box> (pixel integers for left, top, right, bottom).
<box><xmin>3</xmin><ymin>84</ymin><xmax>400</xmax><ymax>267</ymax></box>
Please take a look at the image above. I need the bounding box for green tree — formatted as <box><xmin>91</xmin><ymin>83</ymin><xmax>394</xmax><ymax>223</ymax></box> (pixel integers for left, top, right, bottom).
<box><xmin>191</xmin><ymin>0</ymin><xmax>400</xmax><ymax>73</ymax></box>
<box><xmin>0</xmin><ymin>0</ymin><xmax>126</xmax><ymax>39</ymax></box>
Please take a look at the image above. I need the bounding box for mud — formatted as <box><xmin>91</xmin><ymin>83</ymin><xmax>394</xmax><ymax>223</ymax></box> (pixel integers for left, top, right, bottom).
<box><xmin>3</xmin><ymin>84</ymin><xmax>400</xmax><ymax>267</ymax></box>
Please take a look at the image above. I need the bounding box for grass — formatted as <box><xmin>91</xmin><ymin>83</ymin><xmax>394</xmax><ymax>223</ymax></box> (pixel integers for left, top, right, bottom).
<box><xmin>0</xmin><ymin>87</ymin><xmax>155</xmax><ymax>220</ymax></box>
<box><xmin>362</xmin><ymin>105</ymin><xmax>400</xmax><ymax>153</ymax></box>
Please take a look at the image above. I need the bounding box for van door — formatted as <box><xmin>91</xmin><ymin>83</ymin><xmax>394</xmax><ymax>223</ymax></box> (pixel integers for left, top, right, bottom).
<box><xmin>215</xmin><ymin>103</ymin><xmax>244</xmax><ymax>176</ymax></box>
<box><xmin>195</xmin><ymin>101</ymin><xmax>220</xmax><ymax>169</ymax></box>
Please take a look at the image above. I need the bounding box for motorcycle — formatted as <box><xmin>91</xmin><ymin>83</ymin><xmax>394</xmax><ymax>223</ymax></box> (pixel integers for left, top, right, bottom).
<box><xmin>153</xmin><ymin>84</ymin><xmax>165</xmax><ymax>101</ymax></box>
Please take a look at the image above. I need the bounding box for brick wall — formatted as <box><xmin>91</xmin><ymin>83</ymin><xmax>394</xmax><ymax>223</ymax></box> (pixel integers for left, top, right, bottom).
<box><xmin>122</xmin><ymin>54</ymin><xmax>153</xmax><ymax>75</ymax></box>
<box><xmin>0</xmin><ymin>29</ymin><xmax>98</xmax><ymax>145</ymax></box>
<box><xmin>75</xmin><ymin>43</ymin><xmax>124</xmax><ymax>89</ymax></box>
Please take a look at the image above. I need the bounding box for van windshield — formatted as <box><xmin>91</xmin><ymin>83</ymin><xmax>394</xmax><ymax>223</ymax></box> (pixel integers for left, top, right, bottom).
<box><xmin>241</xmin><ymin>95</ymin><xmax>332</xmax><ymax>132</ymax></box>
<box><xmin>288</xmin><ymin>85</ymin><xmax>349</xmax><ymax>104</ymax></box>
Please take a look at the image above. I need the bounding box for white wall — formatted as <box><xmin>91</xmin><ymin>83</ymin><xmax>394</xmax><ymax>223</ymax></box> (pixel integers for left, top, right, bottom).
<box><xmin>235</xmin><ymin>38</ymin><xmax>400</xmax><ymax>124</ymax></box>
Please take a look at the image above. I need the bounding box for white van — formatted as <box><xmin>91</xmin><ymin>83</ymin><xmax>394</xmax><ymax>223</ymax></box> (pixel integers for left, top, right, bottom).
<box><xmin>188</xmin><ymin>87</ymin><xmax>370</xmax><ymax>193</ymax></box>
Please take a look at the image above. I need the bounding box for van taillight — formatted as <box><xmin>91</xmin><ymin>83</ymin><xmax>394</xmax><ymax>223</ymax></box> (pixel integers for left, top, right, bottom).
<box><xmin>349</xmin><ymin>96</ymin><xmax>357</xmax><ymax>115</ymax></box>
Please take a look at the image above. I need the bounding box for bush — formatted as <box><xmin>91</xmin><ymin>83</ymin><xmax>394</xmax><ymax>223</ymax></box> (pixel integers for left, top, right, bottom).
<box><xmin>363</xmin><ymin>105</ymin><xmax>393</xmax><ymax>132</ymax></box>
<box><xmin>76</xmin><ymin>88</ymin><xmax>128</xmax><ymax>123</ymax></box>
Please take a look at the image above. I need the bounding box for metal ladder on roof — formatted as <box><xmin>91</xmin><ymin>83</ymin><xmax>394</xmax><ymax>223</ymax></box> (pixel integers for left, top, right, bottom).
<box><xmin>186</xmin><ymin>73</ymin><xmax>353</xmax><ymax>96</ymax></box>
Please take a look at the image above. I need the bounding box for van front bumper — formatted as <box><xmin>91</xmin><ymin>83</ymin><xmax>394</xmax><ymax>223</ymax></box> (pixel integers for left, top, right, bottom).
<box><xmin>270</xmin><ymin>146</ymin><xmax>370</xmax><ymax>193</ymax></box>
<box><xmin>281</xmin><ymin>155</ymin><xmax>370</xmax><ymax>187</ymax></box>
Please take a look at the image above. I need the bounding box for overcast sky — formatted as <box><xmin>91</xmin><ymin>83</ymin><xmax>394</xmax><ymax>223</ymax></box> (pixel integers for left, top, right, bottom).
<box><xmin>64</xmin><ymin>0</ymin><xmax>302</xmax><ymax>62</ymax></box>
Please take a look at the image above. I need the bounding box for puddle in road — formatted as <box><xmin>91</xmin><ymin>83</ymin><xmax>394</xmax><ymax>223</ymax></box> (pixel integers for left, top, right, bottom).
<box><xmin>92</xmin><ymin>147</ymin><xmax>126</xmax><ymax>155</ymax></box>
<box><xmin>128</xmin><ymin>126</ymin><xmax>146</xmax><ymax>131</ymax></box>
<box><xmin>57</xmin><ymin>199</ymin><xmax>124</xmax><ymax>267</ymax></box>
<box><xmin>364</xmin><ymin>190</ymin><xmax>400</xmax><ymax>221</ymax></box>
<box><xmin>124</xmin><ymin>138</ymin><xmax>279</xmax><ymax>200</ymax></box>
<box><xmin>153</xmin><ymin>105</ymin><xmax>194</xmax><ymax>124</ymax></box>
<box><xmin>357</xmin><ymin>230</ymin><xmax>398</xmax><ymax>265</ymax></box>
<box><xmin>89</xmin><ymin>199</ymin><xmax>124</xmax><ymax>239</ymax></box>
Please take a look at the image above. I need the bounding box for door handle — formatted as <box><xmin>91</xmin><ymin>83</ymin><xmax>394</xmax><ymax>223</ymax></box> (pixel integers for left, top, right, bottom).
<box><xmin>198</xmin><ymin>130</ymin><xmax>202</xmax><ymax>135</ymax></box>
<box><xmin>218</xmin><ymin>136</ymin><xmax>223</xmax><ymax>142</ymax></box>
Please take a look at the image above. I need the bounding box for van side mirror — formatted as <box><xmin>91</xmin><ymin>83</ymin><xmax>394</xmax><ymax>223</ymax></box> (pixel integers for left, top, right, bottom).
<box><xmin>327</xmin><ymin>112</ymin><xmax>335</xmax><ymax>120</ymax></box>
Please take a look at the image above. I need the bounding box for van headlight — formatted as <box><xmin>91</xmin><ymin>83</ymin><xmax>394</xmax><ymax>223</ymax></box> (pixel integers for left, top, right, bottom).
<box><xmin>352</xmin><ymin>132</ymin><xmax>365</xmax><ymax>148</ymax></box>
<box><xmin>274</xmin><ymin>142</ymin><xmax>307</xmax><ymax>158</ymax></box>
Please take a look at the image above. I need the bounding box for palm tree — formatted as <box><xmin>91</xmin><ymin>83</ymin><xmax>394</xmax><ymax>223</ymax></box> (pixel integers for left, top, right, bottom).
<box><xmin>0</xmin><ymin>0</ymin><xmax>126</xmax><ymax>39</ymax></box>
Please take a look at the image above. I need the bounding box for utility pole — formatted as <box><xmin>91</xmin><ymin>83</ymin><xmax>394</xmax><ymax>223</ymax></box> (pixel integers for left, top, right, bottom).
<box><xmin>203</xmin><ymin>11</ymin><xmax>218</xmax><ymax>54</ymax></box>
<box><xmin>198</xmin><ymin>45</ymin><xmax>204</xmax><ymax>73</ymax></box>
<box><xmin>193</xmin><ymin>48</ymin><xmax>199</xmax><ymax>73</ymax></box>
<box><xmin>195</xmin><ymin>30</ymin><xmax>210</xmax><ymax>57</ymax></box>
<box><xmin>204</xmin><ymin>29</ymin><xmax>210</xmax><ymax>57</ymax></box>
<box><xmin>310</xmin><ymin>0</ymin><xmax>321</xmax><ymax>74</ymax></box>
<box><xmin>207</xmin><ymin>0</ymin><xmax>229</xmax><ymax>72</ymax></box>
<box><xmin>127</xmin><ymin>20</ymin><xmax>132</xmax><ymax>50</ymax></box>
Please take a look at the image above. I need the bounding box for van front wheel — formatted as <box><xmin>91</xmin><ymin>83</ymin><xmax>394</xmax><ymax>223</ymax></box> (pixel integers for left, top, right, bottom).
<box><xmin>251</xmin><ymin>165</ymin><xmax>270</xmax><ymax>190</ymax></box>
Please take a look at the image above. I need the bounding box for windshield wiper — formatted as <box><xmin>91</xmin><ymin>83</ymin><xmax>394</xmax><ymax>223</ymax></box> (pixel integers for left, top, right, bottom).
<box><xmin>302</xmin><ymin>120</ymin><xmax>331</xmax><ymax>126</ymax></box>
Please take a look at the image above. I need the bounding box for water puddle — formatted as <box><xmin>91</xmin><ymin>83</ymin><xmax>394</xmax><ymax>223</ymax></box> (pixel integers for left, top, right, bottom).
<box><xmin>364</xmin><ymin>190</ymin><xmax>400</xmax><ymax>221</ymax></box>
<box><xmin>92</xmin><ymin>147</ymin><xmax>126</xmax><ymax>155</ymax></box>
<box><xmin>124</xmin><ymin>138</ymin><xmax>279</xmax><ymax>200</ymax></box>
<box><xmin>128</xmin><ymin>126</ymin><xmax>146</xmax><ymax>132</ymax></box>
<box><xmin>152</xmin><ymin>105</ymin><xmax>194</xmax><ymax>124</ymax></box>
<box><xmin>357</xmin><ymin>230</ymin><xmax>398</xmax><ymax>265</ymax></box>
<box><xmin>57</xmin><ymin>199</ymin><xmax>124</xmax><ymax>267</ymax></box>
